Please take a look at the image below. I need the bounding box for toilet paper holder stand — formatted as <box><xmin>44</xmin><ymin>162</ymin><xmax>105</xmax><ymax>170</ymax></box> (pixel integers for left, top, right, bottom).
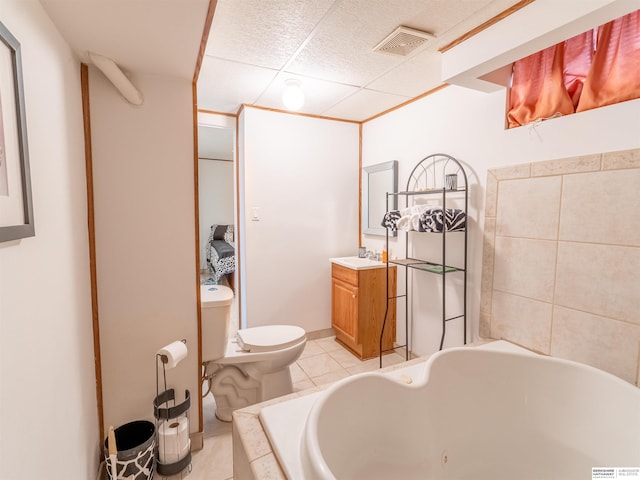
<box><xmin>154</xmin><ymin>342</ymin><xmax>192</xmax><ymax>477</ymax></box>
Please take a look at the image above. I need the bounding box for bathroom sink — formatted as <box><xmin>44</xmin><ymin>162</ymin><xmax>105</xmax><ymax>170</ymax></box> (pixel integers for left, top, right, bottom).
<box><xmin>330</xmin><ymin>256</ymin><xmax>385</xmax><ymax>270</ymax></box>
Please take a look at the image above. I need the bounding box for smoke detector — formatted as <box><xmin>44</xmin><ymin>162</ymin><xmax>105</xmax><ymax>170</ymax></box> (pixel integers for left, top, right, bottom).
<box><xmin>373</xmin><ymin>26</ymin><xmax>434</xmax><ymax>56</ymax></box>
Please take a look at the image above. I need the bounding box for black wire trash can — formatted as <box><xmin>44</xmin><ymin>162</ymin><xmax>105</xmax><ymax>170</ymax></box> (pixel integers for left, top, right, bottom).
<box><xmin>104</xmin><ymin>420</ymin><xmax>156</xmax><ymax>480</ymax></box>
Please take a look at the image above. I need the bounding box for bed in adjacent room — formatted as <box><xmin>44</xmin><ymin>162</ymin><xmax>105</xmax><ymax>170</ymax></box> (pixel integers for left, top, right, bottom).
<box><xmin>206</xmin><ymin>224</ymin><xmax>235</xmax><ymax>284</ymax></box>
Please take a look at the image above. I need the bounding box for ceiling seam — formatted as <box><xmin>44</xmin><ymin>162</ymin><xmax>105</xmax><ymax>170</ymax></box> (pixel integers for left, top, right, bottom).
<box><xmin>253</xmin><ymin>0</ymin><xmax>345</xmax><ymax>106</ymax></box>
<box><xmin>318</xmin><ymin>46</ymin><xmax>427</xmax><ymax>117</ymax></box>
<box><xmin>201</xmin><ymin>54</ymin><xmax>369</xmax><ymax>92</ymax></box>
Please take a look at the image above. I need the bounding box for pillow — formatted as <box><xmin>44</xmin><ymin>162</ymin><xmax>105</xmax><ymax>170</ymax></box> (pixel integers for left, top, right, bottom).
<box><xmin>212</xmin><ymin>225</ymin><xmax>228</xmax><ymax>240</ymax></box>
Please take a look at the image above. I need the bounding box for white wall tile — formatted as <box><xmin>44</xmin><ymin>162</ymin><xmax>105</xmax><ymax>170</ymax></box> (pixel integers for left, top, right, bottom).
<box><xmin>490</xmin><ymin>163</ymin><xmax>530</xmax><ymax>181</ymax></box>
<box><xmin>603</xmin><ymin>148</ymin><xmax>640</xmax><ymax>170</ymax></box>
<box><xmin>555</xmin><ymin>242</ymin><xmax>640</xmax><ymax>325</ymax></box>
<box><xmin>497</xmin><ymin>176</ymin><xmax>562</xmax><ymax>240</ymax></box>
<box><xmin>530</xmin><ymin>153</ymin><xmax>600</xmax><ymax>176</ymax></box>
<box><xmin>493</xmin><ymin>236</ymin><xmax>557</xmax><ymax>302</ymax></box>
<box><xmin>480</xmin><ymin>216</ymin><xmax>496</xmax><ymax>315</ymax></box>
<box><xmin>491</xmin><ymin>291</ymin><xmax>552</xmax><ymax>354</ymax></box>
<box><xmin>559</xmin><ymin>169</ymin><xmax>640</xmax><ymax>246</ymax></box>
<box><xmin>551</xmin><ymin>306</ymin><xmax>640</xmax><ymax>384</ymax></box>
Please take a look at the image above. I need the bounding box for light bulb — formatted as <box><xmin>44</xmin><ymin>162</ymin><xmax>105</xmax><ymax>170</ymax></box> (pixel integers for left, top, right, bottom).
<box><xmin>282</xmin><ymin>79</ymin><xmax>304</xmax><ymax>111</ymax></box>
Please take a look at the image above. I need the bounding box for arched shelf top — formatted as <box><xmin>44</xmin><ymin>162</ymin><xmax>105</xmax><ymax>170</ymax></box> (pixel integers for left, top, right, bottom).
<box><xmin>402</xmin><ymin>153</ymin><xmax>468</xmax><ymax>193</ymax></box>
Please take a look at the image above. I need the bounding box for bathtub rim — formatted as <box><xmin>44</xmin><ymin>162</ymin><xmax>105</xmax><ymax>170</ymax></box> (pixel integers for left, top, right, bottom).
<box><xmin>300</xmin><ymin>345</ymin><xmax>640</xmax><ymax>480</ymax></box>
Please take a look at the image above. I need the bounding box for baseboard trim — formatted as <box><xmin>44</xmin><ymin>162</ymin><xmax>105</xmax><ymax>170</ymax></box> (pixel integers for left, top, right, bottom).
<box><xmin>190</xmin><ymin>431</ymin><xmax>204</xmax><ymax>451</ymax></box>
<box><xmin>305</xmin><ymin>328</ymin><xmax>334</xmax><ymax>341</ymax></box>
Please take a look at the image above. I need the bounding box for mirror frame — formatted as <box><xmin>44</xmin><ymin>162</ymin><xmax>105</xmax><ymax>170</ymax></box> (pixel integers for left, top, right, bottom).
<box><xmin>362</xmin><ymin>160</ymin><xmax>398</xmax><ymax>236</ymax></box>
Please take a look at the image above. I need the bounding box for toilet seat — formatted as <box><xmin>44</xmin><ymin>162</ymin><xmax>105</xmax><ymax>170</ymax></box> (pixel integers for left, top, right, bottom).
<box><xmin>236</xmin><ymin>325</ymin><xmax>306</xmax><ymax>353</ymax></box>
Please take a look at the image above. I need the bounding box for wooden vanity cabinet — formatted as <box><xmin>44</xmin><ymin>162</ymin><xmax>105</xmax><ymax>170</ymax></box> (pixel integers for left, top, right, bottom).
<box><xmin>331</xmin><ymin>263</ymin><xmax>396</xmax><ymax>360</ymax></box>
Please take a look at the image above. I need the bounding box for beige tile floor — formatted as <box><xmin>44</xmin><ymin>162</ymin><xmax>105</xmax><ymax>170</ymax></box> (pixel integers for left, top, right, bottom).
<box><xmin>184</xmin><ymin>336</ymin><xmax>407</xmax><ymax>480</ymax></box>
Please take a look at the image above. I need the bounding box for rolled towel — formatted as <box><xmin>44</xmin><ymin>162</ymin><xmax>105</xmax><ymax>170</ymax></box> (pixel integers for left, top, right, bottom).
<box><xmin>410</xmin><ymin>213</ymin><xmax>422</xmax><ymax>231</ymax></box>
<box><xmin>397</xmin><ymin>215</ymin><xmax>411</xmax><ymax>231</ymax></box>
<box><xmin>381</xmin><ymin>210</ymin><xmax>401</xmax><ymax>231</ymax></box>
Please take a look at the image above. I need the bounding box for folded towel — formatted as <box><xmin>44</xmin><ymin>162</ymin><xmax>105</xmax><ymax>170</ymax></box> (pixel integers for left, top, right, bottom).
<box><xmin>383</xmin><ymin>207</ymin><xmax>466</xmax><ymax>233</ymax></box>
<box><xmin>419</xmin><ymin>208</ymin><xmax>466</xmax><ymax>233</ymax></box>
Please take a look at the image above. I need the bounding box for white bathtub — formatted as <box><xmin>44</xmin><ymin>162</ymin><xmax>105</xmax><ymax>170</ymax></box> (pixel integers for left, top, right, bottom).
<box><xmin>299</xmin><ymin>345</ymin><xmax>640</xmax><ymax>480</ymax></box>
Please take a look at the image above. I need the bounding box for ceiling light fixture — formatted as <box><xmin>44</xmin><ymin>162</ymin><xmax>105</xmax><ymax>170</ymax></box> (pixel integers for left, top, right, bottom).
<box><xmin>282</xmin><ymin>79</ymin><xmax>304</xmax><ymax>111</ymax></box>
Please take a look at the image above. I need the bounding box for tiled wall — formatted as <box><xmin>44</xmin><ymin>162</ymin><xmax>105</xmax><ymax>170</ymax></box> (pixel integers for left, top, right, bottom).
<box><xmin>480</xmin><ymin>148</ymin><xmax>640</xmax><ymax>385</ymax></box>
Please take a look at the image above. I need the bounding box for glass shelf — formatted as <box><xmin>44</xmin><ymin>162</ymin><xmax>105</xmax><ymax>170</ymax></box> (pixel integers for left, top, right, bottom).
<box><xmin>388</xmin><ymin>258</ymin><xmax>424</xmax><ymax>266</ymax></box>
<box><xmin>391</xmin><ymin>187</ymin><xmax>467</xmax><ymax>196</ymax></box>
<box><xmin>411</xmin><ymin>263</ymin><xmax>461</xmax><ymax>274</ymax></box>
<box><xmin>388</xmin><ymin>258</ymin><xmax>463</xmax><ymax>274</ymax></box>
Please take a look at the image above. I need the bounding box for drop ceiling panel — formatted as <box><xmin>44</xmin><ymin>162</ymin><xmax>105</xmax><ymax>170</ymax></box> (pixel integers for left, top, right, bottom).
<box><xmin>256</xmin><ymin>73</ymin><xmax>360</xmax><ymax>115</ymax></box>
<box><xmin>367</xmin><ymin>50</ymin><xmax>443</xmax><ymax>97</ymax></box>
<box><xmin>322</xmin><ymin>88</ymin><xmax>411</xmax><ymax>121</ymax></box>
<box><xmin>286</xmin><ymin>0</ymin><xmax>437</xmax><ymax>85</ymax></box>
<box><xmin>205</xmin><ymin>0</ymin><xmax>336</xmax><ymax>70</ymax></box>
<box><xmin>408</xmin><ymin>0</ymin><xmax>505</xmax><ymax>40</ymax></box>
<box><xmin>197</xmin><ymin>57</ymin><xmax>278</xmax><ymax>113</ymax></box>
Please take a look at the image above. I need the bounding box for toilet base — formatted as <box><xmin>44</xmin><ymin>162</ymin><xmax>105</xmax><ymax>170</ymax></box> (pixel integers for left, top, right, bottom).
<box><xmin>207</xmin><ymin>364</ymin><xmax>295</xmax><ymax>422</ymax></box>
<box><xmin>260</xmin><ymin>369</ymin><xmax>294</xmax><ymax>402</ymax></box>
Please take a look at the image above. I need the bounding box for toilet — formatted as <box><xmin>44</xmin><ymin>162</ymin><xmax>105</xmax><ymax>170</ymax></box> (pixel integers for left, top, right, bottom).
<box><xmin>200</xmin><ymin>284</ymin><xmax>306</xmax><ymax>421</ymax></box>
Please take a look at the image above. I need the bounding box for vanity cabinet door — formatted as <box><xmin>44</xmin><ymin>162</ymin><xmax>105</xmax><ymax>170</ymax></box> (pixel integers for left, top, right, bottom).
<box><xmin>331</xmin><ymin>278</ymin><xmax>358</xmax><ymax>346</ymax></box>
<box><xmin>331</xmin><ymin>262</ymin><xmax>396</xmax><ymax>360</ymax></box>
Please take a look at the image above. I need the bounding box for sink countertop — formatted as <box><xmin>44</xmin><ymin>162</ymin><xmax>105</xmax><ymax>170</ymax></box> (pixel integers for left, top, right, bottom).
<box><xmin>330</xmin><ymin>256</ymin><xmax>387</xmax><ymax>270</ymax></box>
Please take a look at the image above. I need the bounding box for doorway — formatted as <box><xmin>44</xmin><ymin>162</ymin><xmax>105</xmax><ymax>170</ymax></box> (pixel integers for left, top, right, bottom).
<box><xmin>197</xmin><ymin>113</ymin><xmax>238</xmax><ymax>319</ymax></box>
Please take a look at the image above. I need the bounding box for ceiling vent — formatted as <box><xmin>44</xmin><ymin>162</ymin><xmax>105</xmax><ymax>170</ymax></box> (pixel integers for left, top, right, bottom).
<box><xmin>373</xmin><ymin>26</ymin><xmax>434</xmax><ymax>56</ymax></box>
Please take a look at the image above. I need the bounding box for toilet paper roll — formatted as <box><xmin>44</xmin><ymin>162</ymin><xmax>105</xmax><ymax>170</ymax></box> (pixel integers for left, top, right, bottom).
<box><xmin>157</xmin><ymin>340</ymin><xmax>188</xmax><ymax>369</ymax></box>
<box><xmin>160</xmin><ymin>439</ymin><xmax>190</xmax><ymax>464</ymax></box>
<box><xmin>158</xmin><ymin>417</ymin><xmax>190</xmax><ymax>464</ymax></box>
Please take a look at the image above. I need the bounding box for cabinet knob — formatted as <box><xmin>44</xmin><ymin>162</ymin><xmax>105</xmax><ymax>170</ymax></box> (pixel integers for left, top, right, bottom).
<box><xmin>352</xmin><ymin>294</ymin><xmax>356</xmax><ymax>298</ymax></box>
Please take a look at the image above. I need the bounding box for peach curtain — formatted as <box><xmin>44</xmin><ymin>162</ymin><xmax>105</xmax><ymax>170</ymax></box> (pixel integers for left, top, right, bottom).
<box><xmin>577</xmin><ymin>10</ymin><xmax>640</xmax><ymax>112</ymax></box>
<box><xmin>563</xmin><ymin>31</ymin><xmax>594</xmax><ymax>108</ymax></box>
<box><xmin>507</xmin><ymin>10</ymin><xmax>639</xmax><ymax>128</ymax></box>
<box><xmin>507</xmin><ymin>43</ymin><xmax>574</xmax><ymax>128</ymax></box>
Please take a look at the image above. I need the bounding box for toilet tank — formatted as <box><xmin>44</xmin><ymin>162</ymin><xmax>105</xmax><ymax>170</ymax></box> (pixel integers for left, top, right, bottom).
<box><xmin>200</xmin><ymin>285</ymin><xmax>234</xmax><ymax>362</ymax></box>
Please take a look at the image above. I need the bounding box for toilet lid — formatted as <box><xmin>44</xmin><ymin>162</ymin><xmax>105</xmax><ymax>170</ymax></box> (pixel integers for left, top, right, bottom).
<box><xmin>236</xmin><ymin>325</ymin><xmax>306</xmax><ymax>352</ymax></box>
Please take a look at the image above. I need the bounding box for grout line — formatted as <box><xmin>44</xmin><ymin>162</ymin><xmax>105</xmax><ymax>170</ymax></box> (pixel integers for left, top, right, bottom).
<box><xmin>548</xmin><ymin>173</ymin><xmax>564</xmax><ymax>354</ymax></box>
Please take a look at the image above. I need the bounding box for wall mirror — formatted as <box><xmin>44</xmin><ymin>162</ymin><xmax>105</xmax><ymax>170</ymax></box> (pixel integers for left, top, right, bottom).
<box><xmin>362</xmin><ymin>160</ymin><xmax>397</xmax><ymax>236</ymax></box>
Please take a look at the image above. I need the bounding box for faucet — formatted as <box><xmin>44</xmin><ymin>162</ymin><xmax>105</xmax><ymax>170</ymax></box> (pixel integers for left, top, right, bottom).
<box><xmin>366</xmin><ymin>250</ymin><xmax>380</xmax><ymax>261</ymax></box>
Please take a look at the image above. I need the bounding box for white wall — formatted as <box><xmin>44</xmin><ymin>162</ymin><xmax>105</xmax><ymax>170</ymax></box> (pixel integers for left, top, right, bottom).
<box><xmin>363</xmin><ymin>85</ymin><xmax>640</xmax><ymax>357</ymax></box>
<box><xmin>240</xmin><ymin>108</ymin><xmax>359</xmax><ymax>332</ymax></box>
<box><xmin>198</xmin><ymin>159</ymin><xmax>234</xmax><ymax>270</ymax></box>
<box><xmin>89</xmin><ymin>70</ymin><xmax>199</xmax><ymax>433</ymax></box>
<box><xmin>0</xmin><ymin>0</ymin><xmax>99</xmax><ymax>478</ymax></box>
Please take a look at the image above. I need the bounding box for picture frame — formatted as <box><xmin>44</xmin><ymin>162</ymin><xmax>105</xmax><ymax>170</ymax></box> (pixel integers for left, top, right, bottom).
<box><xmin>0</xmin><ymin>20</ymin><xmax>34</xmax><ymax>243</ymax></box>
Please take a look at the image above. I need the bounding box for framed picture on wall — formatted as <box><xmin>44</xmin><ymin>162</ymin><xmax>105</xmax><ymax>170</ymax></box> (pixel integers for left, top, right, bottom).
<box><xmin>0</xmin><ymin>20</ymin><xmax>34</xmax><ymax>243</ymax></box>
